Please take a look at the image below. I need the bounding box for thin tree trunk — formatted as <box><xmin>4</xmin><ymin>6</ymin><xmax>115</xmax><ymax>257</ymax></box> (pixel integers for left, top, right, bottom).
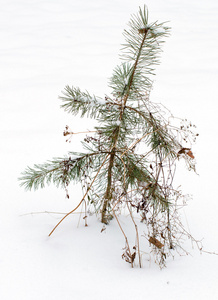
<box><xmin>101</xmin><ymin>29</ymin><xmax>149</xmax><ymax>223</ymax></box>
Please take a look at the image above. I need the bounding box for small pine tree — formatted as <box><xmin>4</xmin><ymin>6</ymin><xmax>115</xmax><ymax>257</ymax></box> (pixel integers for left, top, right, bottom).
<box><xmin>19</xmin><ymin>6</ymin><xmax>198</xmax><ymax>268</ymax></box>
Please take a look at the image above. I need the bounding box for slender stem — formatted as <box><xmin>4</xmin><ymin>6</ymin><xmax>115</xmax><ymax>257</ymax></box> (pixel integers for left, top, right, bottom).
<box><xmin>127</xmin><ymin>202</ymin><xmax>142</xmax><ymax>268</ymax></box>
<box><xmin>112</xmin><ymin>207</ymin><xmax>133</xmax><ymax>268</ymax></box>
<box><xmin>101</xmin><ymin>29</ymin><xmax>149</xmax><ymax>223</ymax></box>
<box><xmin>64</xmin><ymin>130</ymin><xmax>97</xmax><ymax>136</ymax></box>
<box><xmin>101</xmin><ymin>149</ymin><xmax>116</xmax><ymax>223</ymax></box>
<box><xmin>123</xmin><ymin>29</ymin><xmax>148</xmax><ymax>104</ymax></box>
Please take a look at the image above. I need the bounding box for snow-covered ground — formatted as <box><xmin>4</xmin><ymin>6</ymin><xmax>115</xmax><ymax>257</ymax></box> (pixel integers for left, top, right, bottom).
<box><xmin>1</xmin><ymin>0</ymin><xmax>218</xmax><ymax>299</ymax></box>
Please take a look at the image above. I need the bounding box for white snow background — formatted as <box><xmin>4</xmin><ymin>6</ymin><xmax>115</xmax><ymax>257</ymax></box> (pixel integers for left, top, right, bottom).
<box><xmin>1</xmin><ymin>0</ymin><xmax>218</xmax><ymax>299</ymax></box>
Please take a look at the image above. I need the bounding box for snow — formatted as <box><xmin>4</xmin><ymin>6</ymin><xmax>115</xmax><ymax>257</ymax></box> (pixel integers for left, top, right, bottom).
<box><xmin>80</xmin><ymin>95</ymin><xmax>106</xmax><ymax>105</ymax></box>
<box><xmin>115</xmin><ymin>120</ymin><xmax>121</xmax><ymax>126</ymax></box>
<box><xmin>1</xmin><ymin>0</ymin><xmax>218</xmax><ymax>299</ymax></box>
<box><xmin>152</xmin><ymin>27</ymin><xmax>167</xmax><ymax>35</ymax></box>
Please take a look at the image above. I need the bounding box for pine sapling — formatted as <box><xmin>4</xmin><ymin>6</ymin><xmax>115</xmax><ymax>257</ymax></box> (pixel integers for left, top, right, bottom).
<box><xmin>19</xmin><ymin>6</ymin><xmax>199</xmax><ymax>268</ymax></box>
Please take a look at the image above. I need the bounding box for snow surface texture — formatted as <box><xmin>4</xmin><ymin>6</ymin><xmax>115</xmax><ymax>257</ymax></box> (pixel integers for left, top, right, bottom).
<box><xmin>1</xmin><ymin>0</ymin><xmax>218</xmax><ymax>299</ymax></box>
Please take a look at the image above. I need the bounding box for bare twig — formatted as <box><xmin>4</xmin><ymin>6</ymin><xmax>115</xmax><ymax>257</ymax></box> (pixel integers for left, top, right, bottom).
<box><xmin>64</xmin><ymin>130</ymin><xmax>97</xmax><ymax>136</ymax></box>
<box><xmin>127</xmin><ymin>201</ymin><xmax>142</xmax><ymax>268</ymax></box>
<box><xmin>20</xmin><ymin>211</ymin><xmax>69</xmax><ymax>216</ymax></box>
<box><xmin>112</xmin><ymin>208</ymin><xmax>134</xmax><ymax>268</ymax></box>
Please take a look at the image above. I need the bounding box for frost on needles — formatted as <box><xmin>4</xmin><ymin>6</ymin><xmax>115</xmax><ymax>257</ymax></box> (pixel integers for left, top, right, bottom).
<box><xmin>19</xmin><ymin>6</ymin><xmax>199</xmax><ymax>268</ymax></box>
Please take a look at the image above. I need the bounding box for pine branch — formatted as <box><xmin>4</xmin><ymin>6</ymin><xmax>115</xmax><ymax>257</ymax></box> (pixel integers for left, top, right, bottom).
<box><xmin>59</xmin><ymin>86</ymin><xmax>107</xmax><ymax>118</ymax></box>
<box><xmin>110</xmin><ymin>6</ymin><xmax>170</xmax><ymax>98</ymax></box>
<box><xmin>122</xmin><ymin>6</ymin><xmax>170</xmax><ymax>70</ymax></box>
<box><xmin>19</xmin><ymin>152</ymin><xmax>102</xmax><ymax>190</ymax></box>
